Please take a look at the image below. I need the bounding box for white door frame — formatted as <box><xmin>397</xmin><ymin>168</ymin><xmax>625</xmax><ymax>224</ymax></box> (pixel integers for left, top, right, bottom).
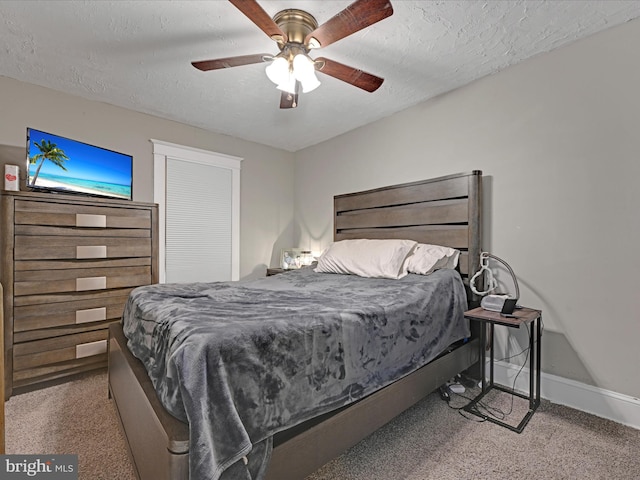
<box><xmin>150</xmin><ymin>139</ymin><xmax>242</xmax><ymax>283</ymax></box>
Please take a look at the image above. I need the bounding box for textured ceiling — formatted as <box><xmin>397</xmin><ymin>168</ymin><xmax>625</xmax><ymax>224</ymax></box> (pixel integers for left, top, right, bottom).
<box><xmin>2</xmin><ymin>1</ymin><xmax>640</xmax><ymax>152</ymax></box>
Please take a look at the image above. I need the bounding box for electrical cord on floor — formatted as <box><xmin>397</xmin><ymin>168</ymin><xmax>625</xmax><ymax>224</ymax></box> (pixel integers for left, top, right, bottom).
<box><xmin>440</xmin><ymin>320</ymin><xmax>544</xmax><ymax>424</ymax></box>
<box><xmin>437</xmin><ymin>384</ymin><xmax>489</xmax><ymax>423</ymax></box>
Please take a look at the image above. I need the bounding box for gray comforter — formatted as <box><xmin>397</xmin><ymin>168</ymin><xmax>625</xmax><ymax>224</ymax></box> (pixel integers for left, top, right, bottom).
<box><xmin>122</xmin><ymin>267</ymin><xmax>469</xmax><ymax>480</ymax></box>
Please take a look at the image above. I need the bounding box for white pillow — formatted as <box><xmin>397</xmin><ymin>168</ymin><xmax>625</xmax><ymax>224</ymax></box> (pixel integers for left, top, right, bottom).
<box><xmin>405</xmin><ymin>243</ymin><xmax>460</xmax><ymax>275</ymax></box>
<box><xmin>314</xmin><ymin>239</ymin><xmax>417</xmax><ymax>279</ymax></box>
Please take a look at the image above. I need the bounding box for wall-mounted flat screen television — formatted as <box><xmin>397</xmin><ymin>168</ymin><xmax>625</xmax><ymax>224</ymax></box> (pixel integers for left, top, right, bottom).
<box><xmin>26</xmin><ymin>128</ymin><xmax>133</xmax><ymax>200</ymax></box>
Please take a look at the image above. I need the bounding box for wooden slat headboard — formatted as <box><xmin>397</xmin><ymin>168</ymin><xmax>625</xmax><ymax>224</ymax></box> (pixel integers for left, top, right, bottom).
<box><xmin>334</xmin><ymin>171</ymin><xmax>483</xmax><ymax>298</ymax></box>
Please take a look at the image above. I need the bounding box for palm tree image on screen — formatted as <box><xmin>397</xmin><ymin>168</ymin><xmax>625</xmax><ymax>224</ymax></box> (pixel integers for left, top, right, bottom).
<box><xmin>28</xmin><ymin>139</ymin><xmax>69</xmax><ymax>186</ymax></box>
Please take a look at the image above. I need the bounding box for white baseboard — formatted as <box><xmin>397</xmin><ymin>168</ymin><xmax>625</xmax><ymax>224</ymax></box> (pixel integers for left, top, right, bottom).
<box><xmin>491</xmin><ymin>360</ymin><xmax>640</xmax><ymax>430</ymax></box>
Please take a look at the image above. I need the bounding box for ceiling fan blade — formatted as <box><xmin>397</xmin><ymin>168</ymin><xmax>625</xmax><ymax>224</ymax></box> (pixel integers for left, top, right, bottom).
<box><xmin>192</xmin><ymin>54</ymin><xmax>270</xmax><ymax>71</ymax></box>
<box><xmin>280</xmin><ymin>82</ymin><xmax>300</xmax><ymax>109</ymax></box>
<box><xmin>228</xmin><ymin>0</ymin><xmax>287</xmax><ymax>43</ymax></box>
<box><xmin>315</xmin><ymin>57</ymin><xmax>384</xmax><ymax>92</ymax></box>
<box><xmin>305</xmin><ymin>0</ymin><xmax>393</xmax><ymax>49</ymax></box>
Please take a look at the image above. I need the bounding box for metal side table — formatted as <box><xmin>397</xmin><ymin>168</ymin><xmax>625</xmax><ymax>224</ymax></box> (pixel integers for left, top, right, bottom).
<box><xmin>462</xmin><ymin>306</ymin><xmax>542</xmax><ymax>433</ymax></box>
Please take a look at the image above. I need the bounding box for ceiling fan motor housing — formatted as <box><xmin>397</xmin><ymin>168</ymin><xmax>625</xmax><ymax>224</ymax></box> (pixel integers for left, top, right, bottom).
<box><xmin>273</xmin><ymin>9</ymin><xmax>318</xmax><ymax>47</ymax></box>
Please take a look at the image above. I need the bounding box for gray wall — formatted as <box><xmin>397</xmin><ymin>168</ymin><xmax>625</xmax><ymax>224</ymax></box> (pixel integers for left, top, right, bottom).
<box><xmin>0</xmin><ymin>76</ymin><xmax>295</xmax><ymax>279</ymax></box>
<box><xmin>293</xmin><ymin>19</ymin><xmax>640</xmax><ymax>398</ymax></box>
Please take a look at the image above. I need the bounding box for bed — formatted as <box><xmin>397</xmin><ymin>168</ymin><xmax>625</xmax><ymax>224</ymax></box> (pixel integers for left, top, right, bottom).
<box><xmin>108</xmin><ymin>170</ymin><xmax>483</xmax><ymax>480</ymax></box>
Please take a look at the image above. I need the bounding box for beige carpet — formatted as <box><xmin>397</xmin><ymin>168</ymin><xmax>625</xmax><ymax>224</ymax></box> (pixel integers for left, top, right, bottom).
<box><xmin>5</xmin><ymin>370</ymin><xmax>137</xmax><ymax>480</ymax></box>
<box><xmin>5</xmin><ymin>370</ymin><xmax>640</xmax><ymax>479</ymax></box>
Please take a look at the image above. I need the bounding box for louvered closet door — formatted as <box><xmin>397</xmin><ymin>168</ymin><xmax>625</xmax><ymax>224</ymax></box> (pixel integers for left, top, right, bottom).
<box><xmin>165</xmin><ymin>158</ymin><xmax>232</xmax><ymax>283</ymax></box>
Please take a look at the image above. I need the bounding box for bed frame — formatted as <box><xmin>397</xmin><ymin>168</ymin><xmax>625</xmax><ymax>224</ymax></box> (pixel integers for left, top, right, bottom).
<box><xmin>108</xmin><ymin>170</ymin><xmax>483</xmax><ymax>480</ymax></box>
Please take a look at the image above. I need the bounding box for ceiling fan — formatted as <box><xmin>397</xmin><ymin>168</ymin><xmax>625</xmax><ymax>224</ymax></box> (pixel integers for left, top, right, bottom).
<box><xmin>192</xmin><ymin>0</ymin><xmax>394</xmax><ymax>108</ymax></box>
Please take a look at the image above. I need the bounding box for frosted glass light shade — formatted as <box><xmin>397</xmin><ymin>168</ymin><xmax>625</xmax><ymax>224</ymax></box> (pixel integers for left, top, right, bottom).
<box><xmin>293</xmin><ymin>54</ymin><xmax>320</xmax><ymax>93</ymax></box>
<box><xmin>276</xmin><ymin>76</ymin><xmax>297</xmax><ymax>94</ymax></box>
<box><xmin>265</xmin><ymin>57</ymin><xmax>289</xmax><ymax>86</ymax></box>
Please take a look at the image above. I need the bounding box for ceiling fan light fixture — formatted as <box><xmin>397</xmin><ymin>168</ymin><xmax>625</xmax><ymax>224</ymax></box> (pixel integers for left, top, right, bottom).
<box><xmin>292</xmin><ymin>53</ymin><xmax>320</xmax><ymax>93</ymax></box>
<box><xmin>265</xmin><ymin>56</ymin><xmax>289</xmax><ymax>86</ymax></box>
<box><xmin>266</xmin><ymin>51</ymin><xmax>319</xmax><ymax>94</ymax></box>
<box><xmin>300</xmin><ymin>75</ymin><xmax>320</xmax><ymax>93</ymax></box>
<box><xmin>275</xmin><ymin>75</ymin><xmax>297</xmax><ymax>94</ymax></box>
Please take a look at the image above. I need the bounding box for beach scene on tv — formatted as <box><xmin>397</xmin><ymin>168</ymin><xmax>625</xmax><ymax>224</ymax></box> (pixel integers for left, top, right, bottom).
<box><xmin>27</xmin><ymin>129</ymin><xmax>132</xmax><ymax>200</ymax></box>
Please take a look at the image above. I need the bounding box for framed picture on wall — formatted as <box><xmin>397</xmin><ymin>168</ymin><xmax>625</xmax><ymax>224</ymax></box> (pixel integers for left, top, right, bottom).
<box><xmin>280</xmin><ymin>249</ymin><xmax>313</xmax><ymax>269</ymax></box>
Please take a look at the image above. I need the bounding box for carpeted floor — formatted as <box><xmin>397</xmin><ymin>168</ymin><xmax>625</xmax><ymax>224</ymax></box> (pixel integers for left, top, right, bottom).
<box><xmin>5</xmin><ymin>370</ymin><xmax>640</xmax><ymax>479</ymax></box>
<box><xmin>5</xmin><ymin>370</ymin><xmax>137</xmax><ymax>480</ymax></box>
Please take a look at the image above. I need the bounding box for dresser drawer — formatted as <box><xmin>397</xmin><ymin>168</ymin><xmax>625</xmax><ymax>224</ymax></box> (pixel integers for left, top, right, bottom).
<box><xmin>12</xmin><ymin>355</ymin><xmax>108</xmax><ymax>389</ymax></box>
<box><xmin>16</xmin><ymin>257</ymin><xmax>151</xmax><ymax>272</ymax></box>
<box><xmin>14</xmin><ymin>287</ymin><xmax>136</xmax><ymax>308</ymax></box>
<box><xmin>14</xmin><ymin>318</ymin><xmax>121</xmax><ymax>343</ymax></box>
<box><xmin>15</xmin><ymin>224</ymin><xmax>151</xmax><ymax>238</ymax></box>
<box><xmin>15</xmin><ymin>200</ymin><xmax>151</xmax><ymax>229</ymax></box>
<box><xmin>15</xmin><ymin>235</ymin><xmax>151</xmax><ymax>260</ymax></box>
<box><xmin>14</xmin><ymin>265</ymin><xmax>151</xmax><ymax>296</ymax></box>
<box><xmin>14</xmin><ymin>294</ymin><xmax>129</xmax><ymax>335</ymax></box>
<box><xmin>13</xmin><ymin>330</ymin><xmax>108</xmax><ymax>371</ymax></box>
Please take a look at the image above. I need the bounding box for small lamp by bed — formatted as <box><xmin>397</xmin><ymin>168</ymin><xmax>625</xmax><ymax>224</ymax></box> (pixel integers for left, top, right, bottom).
<box><xmin>470</xmin><ymin>252</ymin><xmax>520</xmax><ymax>314</ymax></box>
<box><xmin>281</xmin><ymin>248</ymin><xmax>315</xmax><ymax>269</ymax></box>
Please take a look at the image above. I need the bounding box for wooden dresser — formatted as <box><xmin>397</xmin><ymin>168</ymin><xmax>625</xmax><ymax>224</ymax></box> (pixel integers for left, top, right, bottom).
<box><xmin>1</xmin><ymin>190</ymin><xmax>158</xmax><ymax>399</ymax></box>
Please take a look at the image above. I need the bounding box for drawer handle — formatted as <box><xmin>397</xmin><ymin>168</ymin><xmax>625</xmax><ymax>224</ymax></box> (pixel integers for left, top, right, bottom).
<box><xmin>76</xmin><ymin>276</ymin><xmax>107</xmax><ymax>291</ymax></box>
<box><xmin>75</xmin><ymin>307</ymin><xmax>107</xmax><ymax>324</ymax></box>
<box><xmin>75</xmin><ymin>339</ymin><xmax>107</xmax><ymax>359</ymax></box>
<box><xmin>76</xmin><ymin>245</ymin><xmax>107</xmax><ymax>259</ymax></box>
<box><xmin>76</xmin><ymin>213</ymin><xmax>107</xmax><ymax>228</ymax></box>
